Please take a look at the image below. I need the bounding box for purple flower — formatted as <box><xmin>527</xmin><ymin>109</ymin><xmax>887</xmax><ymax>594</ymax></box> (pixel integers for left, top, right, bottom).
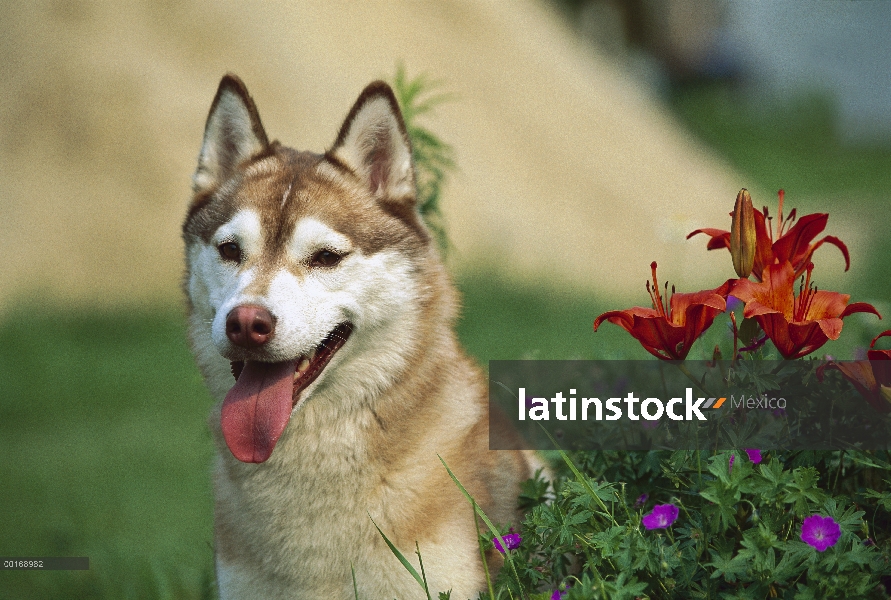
<box><xmin>492</xmin><ymin>533</ymin><xmax>521</xmax><ymax>553</ymax></box>
<box><xmin>726</xmin><ymin>295</ymin><xmax>743</xmax><ymax>313</ymax></box>
<box><xmin>801</xmin><ymin>515</ymin><xmax>841</xmax><ymax>551</ymax></box>
<box><xmin>729</xmin><ymin>453</ymin><xmax>735</xmax><ymax>473</ymax></box>
<box><xmin>551</xmin><ymin>586</ymin><xmax>569</xmax><ymax>600</ymax></box>
<box><xmin>744</xmin><ymin>448</ymin><xmax>762</xmax><ymax>464</ymax></box>
<box><xmin>633</xmin><ymin>493</ymin><xmax>649</xmax><ymax>508</ymax></box>
<box><xmin>642</xmin><ymin>503</ymin><xmax>679</xmax><ymax>530</ymax></box>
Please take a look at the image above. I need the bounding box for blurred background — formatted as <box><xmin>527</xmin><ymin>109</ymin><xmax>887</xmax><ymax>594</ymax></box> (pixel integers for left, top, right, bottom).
<box><xmin>1</xmin><ymin>0</ymin><xmax>889</xmax><ymax>597</ymax></box>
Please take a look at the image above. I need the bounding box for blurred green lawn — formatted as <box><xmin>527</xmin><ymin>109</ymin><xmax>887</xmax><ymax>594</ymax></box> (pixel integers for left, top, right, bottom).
<box><xmin>1</xmin><ymin>83</ymin><xmax>889</xmax><ymax>598</ymax></box>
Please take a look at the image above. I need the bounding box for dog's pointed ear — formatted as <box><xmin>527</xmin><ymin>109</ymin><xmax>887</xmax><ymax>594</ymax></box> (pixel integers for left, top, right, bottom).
<box><xmin>328</xmin><ymin>82</ymin><xmax>416</xmax><ymax>205</ymax></box>
<box><xmin>193</xmin><ymin>74</ymin><xmax>270</xmax><ymax>193</ymax></box>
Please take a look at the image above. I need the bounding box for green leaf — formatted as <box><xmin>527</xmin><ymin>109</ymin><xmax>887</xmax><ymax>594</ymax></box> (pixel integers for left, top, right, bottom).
<box><xmin>541</xmin><ymin>428</ymin><xmax>618</xmax><ymax>526</ymax></box>
<box><xmin>706</xmin><ymin>547</ymin><xmax>751</xmax><ymax>584</ymax></box>
<box><xmin>700</xmin><ymin>478</ymin><xmax>741</xmax><ymax>534</ymax></box>
<box><xmin>864</xmin><ymin>481</ymin><xmax>891</xmax><ymax>512</ymax></box>
<box><xmin>591</xmin><ymin>525</ymin><xmax>626</xmax><ymax>558</ymax></box>
<box><xmin>746</xmin><ymin>458</ymin><xmax>792</xmax><ymax>500</ymax></box>
<box><xmin>390</xmin><ymin>64</ymin><xmax>456</xmax><ymax>254</ymax></box>
<box><xmin>784</xmin><ymin>467</ymin><xmax>826</xmax><ymax>515</ymax></box>
<box><xmin>518</xmin><ymin>470</ymin><xmax>551</xmax><ymax>510</ymax></box>
<box><xmin>368</xmin><ymin>514</ymin><xmax>431</xmax><ymax>599</ymax></box>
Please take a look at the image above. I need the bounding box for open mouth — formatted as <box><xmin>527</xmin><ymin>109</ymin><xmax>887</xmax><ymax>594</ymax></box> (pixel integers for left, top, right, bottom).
<box><xmin>220</xmin><ymin>323</ymin><xmax>353</xmax><ymax>464</ymax></box>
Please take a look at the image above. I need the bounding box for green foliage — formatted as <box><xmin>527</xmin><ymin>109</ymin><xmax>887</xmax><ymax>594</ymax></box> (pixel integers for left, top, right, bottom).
<box><xmin>391</xmin><ymin>64</ymin><xmax>456</xmax><ymax>254</ymax></box>
<box><xmin>490</xmin><ymin>449</ymin><xmax>891</xmax><ymax>599</ymax></box>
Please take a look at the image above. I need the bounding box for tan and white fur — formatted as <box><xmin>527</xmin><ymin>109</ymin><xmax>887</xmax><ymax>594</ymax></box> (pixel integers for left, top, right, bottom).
<box><xmin>183</xmin><ymin>75</ymin><xmax>541</xmax><ymax>599</ymax></box>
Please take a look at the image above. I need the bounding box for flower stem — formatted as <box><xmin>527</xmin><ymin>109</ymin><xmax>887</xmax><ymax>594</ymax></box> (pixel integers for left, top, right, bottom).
<box><xmin>675</xmin><ymin>363</ymin><xmax>713</xmax><ymax>397</ymax></box>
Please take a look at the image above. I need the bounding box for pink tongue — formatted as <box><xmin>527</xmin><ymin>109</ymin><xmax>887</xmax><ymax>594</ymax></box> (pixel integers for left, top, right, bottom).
<box><xmin>221</xmin><ymin>360</ymin><xmax>296</xmax><ymax>463</ymax></box>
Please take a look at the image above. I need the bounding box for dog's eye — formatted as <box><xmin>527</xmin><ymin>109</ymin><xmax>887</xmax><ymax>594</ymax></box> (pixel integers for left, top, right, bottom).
<box><xmin>218</xmin><ymin>242</ymin><xmax>241</xmax><ymax>262</ymax></box>
<box><xmin>310</xmin><ymin>249</ymin><xmax>343</xmax><ymax>268</ymax></box>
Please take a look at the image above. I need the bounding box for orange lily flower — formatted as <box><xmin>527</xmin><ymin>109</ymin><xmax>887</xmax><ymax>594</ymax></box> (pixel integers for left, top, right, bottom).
<box><xmin>594</xmin><ymin>262</ymin><xmax>731</xmax><ymax>360</ymax></box>
<box><xmin>817</xmin><ymin>330</ymin><xmax>891</xmax><ymax>413</ymax></box>
<box><xmin>730</xmin><ymin>261</ymin><xmax>880</xmax><ymax>359</ymax></box>
<box><xmin>688</xmin><ymin>190</ymin><xmax>850</xmax><ymax>281</ymax></box>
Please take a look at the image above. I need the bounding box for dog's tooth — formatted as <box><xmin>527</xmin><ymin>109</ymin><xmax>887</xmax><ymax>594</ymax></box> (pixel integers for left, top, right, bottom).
<box><xmin>297</xmin><ymin>357</ymin><xmax>310</xmax><ymax>373</ymax></box>
<box><xmin>307</xmin><ymin>348</ymin><xmax>317</xmax><ymax>361</ymax></box>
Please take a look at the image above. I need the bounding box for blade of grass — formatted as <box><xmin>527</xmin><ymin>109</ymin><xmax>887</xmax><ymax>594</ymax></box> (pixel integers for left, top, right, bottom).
<box><xmin>472</xmin><ymin>500</ymin><xmax>496</xmax><ymax>600</ymax></box>
<box><xmin>437</xmin><ymin>455</ymin><xmax>527</xmax><ymax>597</ymax></box>
<box><xmin>368</xmin><ymin>513</ymin><xmax>432</xmax><ymax>600</ymax></box>
<box><xmin>415</xmin><ymin>542</ymin><xmax>433</xmax><ymax>600</ymax></box>
<box><xmin>351</xmin><ymin>563</ymin><xmax>359</xmax><ymax>600</ymax></box>
<box><xmin>539</xmin><ymin>426</ymin><xmax>619</xmax><ymax>527</ymax></box>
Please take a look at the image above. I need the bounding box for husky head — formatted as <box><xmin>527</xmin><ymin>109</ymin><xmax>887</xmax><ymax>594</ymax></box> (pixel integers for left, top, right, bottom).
<box><xmin>183</xmin><ymin>75</ymin><xmax>437</xmax><ymax>464</ymax></box>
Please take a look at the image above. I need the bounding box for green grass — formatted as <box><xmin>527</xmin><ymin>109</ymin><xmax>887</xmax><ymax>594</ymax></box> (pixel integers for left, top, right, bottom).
<box><xmin>0</xmin><ymin>305</ymin><xmax>216</xmax><ymax>599</ymax></box>
<box><xmin>668</xmin><ymin>82</ymin><xmax>891</xmax><ymax>200</ymax></box>
<box><xmin>455</xmin><ymin>271</ymin><xmax>647</xmax><ymax>361</ymax></box>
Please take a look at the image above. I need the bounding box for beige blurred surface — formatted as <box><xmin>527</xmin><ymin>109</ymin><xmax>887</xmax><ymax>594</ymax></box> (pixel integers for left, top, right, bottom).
<box><xmin>0</xmin><ymin>0</ymin><xmax>746</xmax><ymax>312</ymax></box>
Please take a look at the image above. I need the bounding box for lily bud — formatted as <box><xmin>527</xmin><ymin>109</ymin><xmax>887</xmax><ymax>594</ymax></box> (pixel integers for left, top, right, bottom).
<box><xmin>730</xmin><ymin>189</ymin><xmax>756</xmax><ymax>278</ymax></box>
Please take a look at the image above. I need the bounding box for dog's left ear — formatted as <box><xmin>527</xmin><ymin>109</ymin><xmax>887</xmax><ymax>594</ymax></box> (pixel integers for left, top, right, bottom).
<box><xmin>328</xmin><ymin>82</ymin><xmax>416</xmax><ymax>206</ymax></box>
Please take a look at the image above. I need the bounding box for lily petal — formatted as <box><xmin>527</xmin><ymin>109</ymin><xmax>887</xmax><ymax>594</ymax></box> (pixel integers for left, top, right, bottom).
<box><xmin>798</xmin><ymin>235</ymin><xmax>850</xmax><ymax>275</ymax></box>
<box><xmin>799</xmin><ymin>290</ymin><xmax>851</xmax><ymax>321</ymax></box>
<box><xmin>818</xmin><ymin>360</ymin><xmax>891</xmax><ymax>414</ymax></box>
<box><xmin>733</xmin><ymin>262</ymin><xmax>795</xmax><ymax>320</ymax></box>
<box><xmin>809</xmin><ymin>317</ymin><xmax>844</xmax><ymax>343</ymax></box>
<box><xmin>840</xmin><ymin>302</ymin><xmax>882</xmax><ymax>320</ymax></box>
<box><xmin>686</xmin><ymin>228</ymin><xmax>731</xmax><ymax>251</ymax></box>
<box><xmin>772</xmin><ymin>213</ymin><xmax>828</xmax><ymax>267</ymax></box>
<box><xmin>868</xmin><ymin>330</ymin><xmax>891</xmax><ymax>386</ymax></box>
<box><xmin>870</xmin><ymin>330</ymin><xmax>891</xmax><ymax>349</ymax></box>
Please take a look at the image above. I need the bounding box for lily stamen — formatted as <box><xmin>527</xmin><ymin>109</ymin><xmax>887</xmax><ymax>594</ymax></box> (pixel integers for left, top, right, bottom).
<box><xmin>777</xmin><ymin>189</ymin><xmax>785</xmax><ymax>234</ymax></box>
<box><xmin>795</xmin><ymin>263</ymin><xmax>816</xmax><ymax>322</ymax></box>
<box><xmin>647</xmin><ymin>261</ymin><xmax>668</xmax><ymax>318</ymax></box>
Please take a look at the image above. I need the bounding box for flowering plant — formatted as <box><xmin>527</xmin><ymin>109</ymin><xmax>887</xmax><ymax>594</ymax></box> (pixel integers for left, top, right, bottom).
<box><xmin>597</xmin><ymin>189</ymin><xmax>880</xmax><ymax>365</ymax></box>
<box><xmin>484</xmin><ymin>447</ymin><xmax>891</xmax><ymax>599</ymax></box>
<box><xmin>479</xmin><ymin>191</ymin><xmax>891</xmax><ymax>599</ymax></box>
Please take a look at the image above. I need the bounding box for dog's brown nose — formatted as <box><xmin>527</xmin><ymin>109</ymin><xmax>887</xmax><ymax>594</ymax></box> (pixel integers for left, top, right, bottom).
<box><xmin>226</xmin><ymin>305</ymin><xmax>275</xmax><ymax>348</ymax></box>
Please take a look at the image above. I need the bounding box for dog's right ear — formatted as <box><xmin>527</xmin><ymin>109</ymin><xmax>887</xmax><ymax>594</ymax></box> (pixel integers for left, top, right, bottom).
<box><xmin>193</xmin><ymin>74</ymin><xmax>270</xmax><ymax>193</ymax></box>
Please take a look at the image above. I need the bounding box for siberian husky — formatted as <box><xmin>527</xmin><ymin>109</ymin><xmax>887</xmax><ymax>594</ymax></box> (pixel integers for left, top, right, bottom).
<box><xmin>182</xmin><ymin>74</ymin><xmax>541</xmax><ymax>599</ymax></box>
